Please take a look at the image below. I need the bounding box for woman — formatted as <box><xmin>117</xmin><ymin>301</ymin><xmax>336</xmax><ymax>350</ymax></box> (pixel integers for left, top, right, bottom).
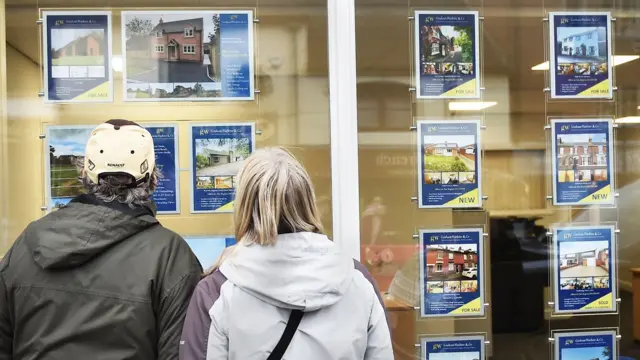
<box><xmin>179</xmin><ymin>147</ymin><xmax>393</xmax><ymax>360</ymax></box>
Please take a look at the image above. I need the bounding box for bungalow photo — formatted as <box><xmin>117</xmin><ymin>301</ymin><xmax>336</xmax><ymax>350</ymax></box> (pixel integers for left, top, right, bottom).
<box><xmin>559</xmin><ymin>240</ymin><xmax>610</xmax><ymax>283</ymax></box>
<box><xmin>48</xmin><ymin>127</ymin><xmax>93</xmax><ymax>207</ymax></box>
<box><xmin>556</xmin><ymin>132</ymin><xmax>608</xmax><ymax>183</ymax></box>
<box><xmin>561</xmin><ymin>345</ymin><xmax>611</xmax><ymax>360</ymax></box>
<box><xmin>50</xmin><ymin>28</ymin><xmax>106</xmax><ymax>79</ymax></box>
<box><xmin>429</xmin><ymin>351</ymin><xmax>480</xmax><ymax>360</ymax></box>
<box><xmin>194</xmin><ymin>137</ymin><xmax>250</xmax><ymax>190</ymax></box>
<box><xmin>425</xmin><ymin>244</ymin><xmax>478</xmax><ymax>281</ymax></box>
<box><xmin>556</xmin><ymin>25</ymin><xmax>609</xmax><ymax>74</ymax></box>
<box><xmin>420</xmin><ymin>24</ymin><xmax>475</xmax><ymax>71</ymax></box>
<box><xmin>123</xmin><ymin>11</ymin><xmax>224</xmax><ymax>99</ymax></box>
<box><xmin>423</xmin><ymin>135</ymin><xmax>476</xmax><ymax>184</ymax></box>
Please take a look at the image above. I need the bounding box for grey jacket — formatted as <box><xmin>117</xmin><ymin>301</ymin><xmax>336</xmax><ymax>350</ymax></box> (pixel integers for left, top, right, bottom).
<box><xmin>179</xmin><ymin>232</ymin><xmax>394</xmax><ymax>360</ymax></box>
<box><xmin>0</xmin><ymin>194</ymin><xmax>202</xmax><ymax>360</ymax></box>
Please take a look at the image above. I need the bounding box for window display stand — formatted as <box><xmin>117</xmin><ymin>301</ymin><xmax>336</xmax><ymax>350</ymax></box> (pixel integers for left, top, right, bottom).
<box><xmin>541</xmin><ymin>5</ymin><xmax>622</xmax><ymax>359</ymax></box>
<box><xmin>405</xmin><ymin>0</ymin><xmax>492</xmax><ymax>359</ymax></box>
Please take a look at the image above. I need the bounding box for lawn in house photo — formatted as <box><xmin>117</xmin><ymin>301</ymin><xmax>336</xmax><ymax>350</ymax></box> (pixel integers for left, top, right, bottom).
<box><xmin>194</xmin><ymin>137</ymin><xmax>250</xmax><ymax>190</ymax></box>
<box><xmin>423</xmin><ymin>134</ymin><xmax>476</xmax><ymax>184</ymax></box>
<box><xmin>47</xmin><ymin>127</ymin><xmax>93</xmax><ymax>208</ymax></box>
<box><xmin>51</xmin><ymin>28</ymin><xmax>105</xmax><ymax>66</ymax></box>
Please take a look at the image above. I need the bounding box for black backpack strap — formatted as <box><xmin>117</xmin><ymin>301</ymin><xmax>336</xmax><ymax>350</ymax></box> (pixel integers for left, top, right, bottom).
<box><xmin>266</xmin><ymin>310</ymin><xmax>304</xmax><ymax>360</ymax></box>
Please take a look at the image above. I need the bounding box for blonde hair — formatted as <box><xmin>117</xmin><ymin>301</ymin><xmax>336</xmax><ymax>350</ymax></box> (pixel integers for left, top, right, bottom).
<box><xmin>233</xmin><ymin>147</ymin><xmax>324</xmax><ymax>246</ymax></box>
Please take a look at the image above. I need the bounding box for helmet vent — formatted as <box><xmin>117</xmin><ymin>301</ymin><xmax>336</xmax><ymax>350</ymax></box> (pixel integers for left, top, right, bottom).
<box><xmin>100</xmin><ymin>150</ymin><xmax>104</xmax><ymax>154</ymax></box>
<box><xmin>131</xmin><ymin>150</ymin><xmax>135</xmax><ymax>154</ymax></box>
<box><xmin>140</xmin><ymin>159</ymin><xmax>149</xmax><ymax>174</ymax></box>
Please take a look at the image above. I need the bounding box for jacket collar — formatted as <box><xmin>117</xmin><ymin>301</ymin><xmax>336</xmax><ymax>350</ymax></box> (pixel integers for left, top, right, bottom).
<box><xmin>70</xmin><ymin>193</ymin><xmax>157</xmax><ymax>219</ymax></box>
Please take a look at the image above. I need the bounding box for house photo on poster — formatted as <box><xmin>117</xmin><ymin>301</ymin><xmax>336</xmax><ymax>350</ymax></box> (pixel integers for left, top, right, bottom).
<box><xmin>553</xmin><ymin>225</ymin><xmax>617</xmax><ymax>314</ymax></box>
<box><xmin>414</xmin><ymin>11</ymin><xmax>480</xmax><ymax>99</ymax></box>
<box><xmin>190</xmin><ymin>123</ymin><xmax>255</xmax><ymax>213</ymax></box>
<box><xmin>417</xmin><ymin>120</ymin><xmax>482</xmax><ymax>208</ymax></box>
<box><xmin>419</xmin><ymin>228</ymin><xmax>484</xmax><ymax>318</ymax></box>
<box><xmin>122</xmin><ymin>10</ymin><xmax>254</xmax><ymax>102</ymax></box>
<box><xmin>554</xmin><ymin>330</ymin><xmax>616</xmax><ymax>360</ymax></box>
<box><xmin>42</xmin><ymin>11</ymin><xmax>113</xmax><ymax>103</ymax></box>
<box><xmin>44</xmin><ymin>124</ymin><xmax>180</xmax><ymax>213</ymax></box>
<box><xmin>551</xmin><ymin>119</ymin><xmax>614</xmax><ymax>206</ymax></box>
<box><xmin>420</xmin><ymin>335</ymin><xmax>485</xmax><ymax>360</ymax></box>
<box><xmin>549</xmin><ymin>12</ymin><xmax>613</xmax><ymax>99</ymax></box>
<box><xmin>184</xmin><ymin>236</ymin><xmax>236</xmax><ymax>270</ymax></box>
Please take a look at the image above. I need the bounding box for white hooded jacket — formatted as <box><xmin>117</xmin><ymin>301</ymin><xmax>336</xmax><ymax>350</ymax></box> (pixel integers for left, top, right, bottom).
<box><xmin>179</xmin><ymin>232</ymin><xmax>394</xmax><ymax>360</ymax></box>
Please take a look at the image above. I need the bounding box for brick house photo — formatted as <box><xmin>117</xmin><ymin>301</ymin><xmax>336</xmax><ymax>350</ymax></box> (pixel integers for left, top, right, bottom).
<box><xmin>424</xmin><ymin>244</ymin><xmax>478</xmax><ymax>281</ymax></box>
<box><xmin>557</xmin><ymin>133</ymin><xmax>608</xmax><ymax>183</ymax></box>
<box><xmin>152</xmin><ymin>17</ymin><xmax>204</xmax><ymax>63</ymax></box>
<box><xmin>559</xmin><ymin>240</ymin><xmax>610</xmax><ymax>279</ymax></box>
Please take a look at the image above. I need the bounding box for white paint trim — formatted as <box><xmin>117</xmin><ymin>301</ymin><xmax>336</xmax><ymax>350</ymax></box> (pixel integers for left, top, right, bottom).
<box><xmin>327</xmin><ymin>0</ymin><xmax>360</xmax><ymax>260</ymax></box>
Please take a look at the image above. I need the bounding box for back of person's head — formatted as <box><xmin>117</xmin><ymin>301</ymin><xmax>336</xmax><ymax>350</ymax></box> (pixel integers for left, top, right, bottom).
<box><xmin>79</xmin><ymin>119</ymin><xmax>160</xmax><ymax>207</ymax></box>
<box><xmin>234</xmin><ymin>147</ymin><xmax>324</xmax><ymax>246</ymax></box>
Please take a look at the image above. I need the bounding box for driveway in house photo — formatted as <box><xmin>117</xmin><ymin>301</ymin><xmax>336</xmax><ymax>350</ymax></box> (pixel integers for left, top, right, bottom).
<box><xmin>196</xmin><ymin>161</ymin><xmax>245</xmax><ymax>177</ymax></box>
<box><xmin>128</xmin><ymin>61</ymin><xmax>212</xmax><ymax>83</ymax></box>
<box><xmin>560</xmin><ymin>265</ymin><xmax>608</xmax><ymax>277</ymax></box>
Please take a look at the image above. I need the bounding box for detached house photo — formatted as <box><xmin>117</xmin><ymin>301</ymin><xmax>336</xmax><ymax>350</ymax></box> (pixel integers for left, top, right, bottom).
<box><xmin>423</xmin><ymin>135</ymin><xmax>476</xmax><ymax>185</ymax></box>
<box><xmin>123</xmin><ymin>11</ymin><xmax>224</xmax><ymax>99</ymax></box>
<box><xmin>421</xmin><ymin>24</ymin><xmax>474</xmax><ymax>64</ymax></box>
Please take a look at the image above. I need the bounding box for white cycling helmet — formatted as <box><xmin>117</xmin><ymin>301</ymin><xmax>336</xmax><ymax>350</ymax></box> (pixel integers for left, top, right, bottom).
<box><xmin>84</xmin><ymin>119</ymin><xmax>155</xmax><ymax>186</ymax></box>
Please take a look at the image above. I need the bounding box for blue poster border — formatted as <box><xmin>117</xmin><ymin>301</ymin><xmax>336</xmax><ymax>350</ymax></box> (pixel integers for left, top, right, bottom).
<box><xmin>550</xmin><ymin>118</ymin><xmax>615</xmax><ymax>206</ymax></box>
<box><xmin>553</xmin><ymin>329</ymin><xmax>617</xmax><ymax>360</ymax></box>
<box><xmin>413</xmin><ymin>10</ymin><xmax>481</xmax><ymax>100</ymax></box>
<box><xmin>144</xmin><ymin>123</ymin><xmax>181</xmax><ymax>214</ymax></box>
<box><xmin>552</xmin><ymin>224</ymin><xmax>618</xmax><ymax>315</ymax></box>
<box><xmin>548</xmin><ymin>11</ymin><xmax>613</xmax><ymax>100</ymax></box>
<box><xmin>416</xmin><ymin>119</ymin><xmax>483</xmax><ymax>209</ymax></box>
<box><xmin>420</xmin><ymin>335</ymin><xmax>486</xmax><ymax>360</ymax></box>
<box><xmin>42</xmin><ymin>11</ymin><xmax>114</xmax><ymax>103</ymax></box>
<box><xmin>188</xmin><ymin>122</ymin><xmax>256</xmax><ymax>214</ymax></box>
<box><xmin>419</xmin><ymin>228</ymin><xmax>485</xmax><ymax>318</ymax></box>
<box><xmin>121</xmin><ymin>10</ymin><xmax>255</xmax><ymax>102</ymax></box>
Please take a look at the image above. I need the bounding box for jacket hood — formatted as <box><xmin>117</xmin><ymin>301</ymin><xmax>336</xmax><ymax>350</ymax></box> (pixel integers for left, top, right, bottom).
<box><xmin>25</xmin><ymin>194</ymin><xmax>159</xmax><ymax>270</ymax></box>
<box><xmin>219</xmin><ymin>232</ymin><xmax>354</xmax><ymax>311</ymax></box>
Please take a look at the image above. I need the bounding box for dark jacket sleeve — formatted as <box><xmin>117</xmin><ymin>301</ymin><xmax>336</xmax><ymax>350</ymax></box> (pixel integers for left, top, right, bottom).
<box><xmin>179</xmin><ymin>271</ymin><xmax>227</xmax><ymax>360</ymax></box>
<box><xmin>0</xmin><ymin>265</ymin><xmax>12</xmax><ymax>360</ymax></box>
<box><xmin>156</xmin><ymin>235</ymin><xmax>203</xmax><ymax>360</ymax></box>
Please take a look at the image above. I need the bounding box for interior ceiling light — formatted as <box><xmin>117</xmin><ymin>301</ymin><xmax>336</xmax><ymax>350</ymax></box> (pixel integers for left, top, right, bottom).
<box><xmin>448</xmin><ymin>101</ymin><xmax>497</xmax><ymax>111</ymax></box>
<box><xmin>532</xmin><ymin>55</ymin><xmax>639</xmax><ymax>71</ymax></box>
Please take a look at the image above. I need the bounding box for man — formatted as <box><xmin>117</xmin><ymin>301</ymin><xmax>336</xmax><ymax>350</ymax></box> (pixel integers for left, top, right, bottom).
<box><xmin>0</xmin><ymin>119</ymin><xmax>202</xmax><ymax>359</ymax></box>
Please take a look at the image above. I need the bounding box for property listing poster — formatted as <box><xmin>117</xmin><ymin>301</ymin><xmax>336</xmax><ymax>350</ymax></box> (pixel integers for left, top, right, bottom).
<box><xmin>122</xmin><ymin>10</ymin><xmax>254</xmax><ymax>102</ymax></box>
<box><xmin>419</xmin><ymin>228</ymin><xmax>484</xmax><ymax>318</ymax></box>
<box><xmin>551</xmin><ymin>119</ymin><xmax>614</xmax><ymax>206</ymax></box>
<box><xmin>184</xmin><ymin>236</ymin><xmax>236</xmax><ymax>269</ymax></box>
<box><xmin>190</xmin><ymin>123</ymin><xmax>255</xmax><ymax>213</ymax></box>
<box><xmin>553</xmin><ymin>225</ymin><xmax>617</xmax><ymax>314</ymax></box>
<box><xmin>44</xmin><ymin>124</ymin><xmax>180</xmax><ymax>213</ymax></box>
<box><xmin>414</xmin><ymin>11</ymin><xmax>480</xmax><ymax>99</ymax></box>
<box><xmin>420</xmin><ymin>335</ymin><xmax>485</xmax><ymax>360</ymax></box>
<box><xmin>417</xmin><ymin>120</ymin><xmax>482</xmax><ymax>208</ymax></box>
<box><xmin>549</xmin><ymin>12</ymin><xmax>613</xmax><ymax>99</ymax></box>
<box><xmin>42</xmin><ymin>11</ymin><xmax>113</xmax><ymax>103</ymax></box>
<box><xmin>554</xmin><ymin>330</ymin><xmax>616</xmax><ymax>360</ymax></box>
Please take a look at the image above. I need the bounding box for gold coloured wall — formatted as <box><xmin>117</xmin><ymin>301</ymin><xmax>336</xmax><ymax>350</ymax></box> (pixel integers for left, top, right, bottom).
<box><xmin>1</xmin><ymin>0</ymin><xmax>333</xmax><ymax>253</ymax></box>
